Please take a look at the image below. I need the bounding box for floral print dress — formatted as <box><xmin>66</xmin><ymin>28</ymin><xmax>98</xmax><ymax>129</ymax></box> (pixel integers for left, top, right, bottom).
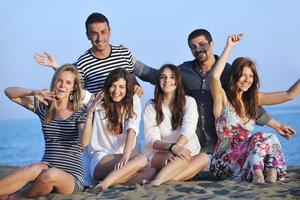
<box><xmin>210</xmin><ymin>104</ymin><xmax>288</xmax><ymax>181</ymax></box>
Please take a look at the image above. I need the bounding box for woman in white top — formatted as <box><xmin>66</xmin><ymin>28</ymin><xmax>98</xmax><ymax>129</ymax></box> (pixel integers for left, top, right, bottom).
<box><xmin>81</xmin><ymin>68</ymin><xmax>148</xmax><ymax>191</ymax></box>
<box><xmin>143</xmin><ymin>64</ymin><xmax>209</xmax><ymax>186</ymax></box>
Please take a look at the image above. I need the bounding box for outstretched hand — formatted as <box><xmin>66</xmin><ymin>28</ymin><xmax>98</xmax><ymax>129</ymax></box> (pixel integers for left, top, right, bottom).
<box><xmin>33</xmin><ymin>52</ymin><xmax>60</xmax><ymax>69</ymax></box>
<box><xmin>227</xmin><ymin>33</ymin><xmax>243</xmax><ymax>48</ymax></box>
<box><xmin>34</xmin><ymin>89</ymin><xmax>55</xmax><ymax>106</ymax></box>
<box><xmin>275</xmin><ymin>124</ymin><xmax>296</xmax><ymax>139</ymax></box>
<box><xmin>86</xmin><ymin>91</ymin><xmax>104</xmax><ymax>114</ymax></box>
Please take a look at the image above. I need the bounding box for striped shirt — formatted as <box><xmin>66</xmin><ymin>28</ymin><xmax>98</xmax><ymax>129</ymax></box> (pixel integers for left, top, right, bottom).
<box><xmin>75</xmin><ymin>45</ymin><xmax>134</xmax><ymax>94</ymax></box>
<box><xmin>35</xmin><ymin>103</ymin><xmax>86</xmax><ymax>191</ymax></box>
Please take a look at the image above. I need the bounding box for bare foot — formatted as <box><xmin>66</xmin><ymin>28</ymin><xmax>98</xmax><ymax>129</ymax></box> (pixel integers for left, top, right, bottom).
<box><xmin>150</xmin><ymin>179</ymin><xmax>163</xmax><ymax>187</ymax></box>
<box><xmin>89</xmin><ymin>182</ymin><xmax>108</xmax><ymax>194</ymax></box>
<box><xmin>265</xmin><ymin>168</ymin><xmax>277</xmax><ymax>183</ymax></box>
<box><xmin>252</xmin><ymin>169</ymin><xmax>265</xmax><ymax>184</ymax></box>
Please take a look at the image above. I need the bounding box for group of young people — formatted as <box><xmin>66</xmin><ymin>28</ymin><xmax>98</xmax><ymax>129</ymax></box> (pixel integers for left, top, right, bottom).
<box><xmin>0</xmin><ymin>12</ymin><xmax>299</xmax><ymax>199</ymax></box>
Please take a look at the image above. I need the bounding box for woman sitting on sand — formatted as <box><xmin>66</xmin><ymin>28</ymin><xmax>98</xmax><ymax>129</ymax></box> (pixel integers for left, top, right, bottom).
<box><xmin>83</xmin><ymin>68</ymin><xmax>149</xmax><ymax>191</ymax></box>
<box><xmin>210</xmin><ymin>34</ymin><xmax>300</xmax><ymax>183</ymax></box>
<box><xmin>0</xmin><ymin>64</ymin><xmax>91</xmax><ymax>198</ymax></box>
<box><xmin>143</xmin><ymin>64</ymin><xmax>209</xmax><ymax>186</ymax></box>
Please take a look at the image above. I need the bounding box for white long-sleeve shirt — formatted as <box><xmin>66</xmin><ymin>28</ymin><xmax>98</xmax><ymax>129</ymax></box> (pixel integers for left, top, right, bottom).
<box><xmin>88</xmin><ymin>94</ymin><xmax>141</xmax><ymax>158</ymax></box>
<box><xmin>143</xmin><ymin>96</ymin><xmax>200</xmax><ymax>156</ymax></box>
<box><xmin>83</xmin><ymin>94</ymin><xmax>141</xmax><ymax>186</ymax></box>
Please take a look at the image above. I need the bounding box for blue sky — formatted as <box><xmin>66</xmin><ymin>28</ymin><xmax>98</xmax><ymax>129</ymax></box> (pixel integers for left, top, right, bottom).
<box><xmin>1</xmin><ymin>0</ymin><xmax>299</xmax><ymax>119</ymax></box>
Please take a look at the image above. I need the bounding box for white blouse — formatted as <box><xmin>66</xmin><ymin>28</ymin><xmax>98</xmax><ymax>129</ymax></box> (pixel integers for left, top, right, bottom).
<box><xmin>87</xmin><ymin>94</ymin><xmax>141</xmax><ymax>158</ymax></box>
<box><xmin>143</xmin><ymin>96</ymin><xmax>200</xmax><ymax>156</ymax></box>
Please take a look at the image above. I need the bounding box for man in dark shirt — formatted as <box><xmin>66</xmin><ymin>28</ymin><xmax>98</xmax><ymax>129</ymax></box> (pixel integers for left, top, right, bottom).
<box><xmin>134</xmin><ymin>29</ymin><xmax>272</xmax><ymax>154</ymax></box>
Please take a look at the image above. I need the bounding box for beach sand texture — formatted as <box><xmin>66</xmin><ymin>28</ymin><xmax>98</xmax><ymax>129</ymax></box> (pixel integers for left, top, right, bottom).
<box><xmin>0</xmin><ymin>166</ymin><xmax>299</xmax><ymax>199</ymax></box>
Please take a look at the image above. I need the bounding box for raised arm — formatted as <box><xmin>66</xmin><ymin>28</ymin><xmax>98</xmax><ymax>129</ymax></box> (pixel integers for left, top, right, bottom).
<box><xmin>267</xmin><ymin>118</ymin><xmax>295</xmax><ymax>139</ymax></box>
<box><xmin>258</xmin><ymin>79</ymin><xmax>300</xmax><ymax>106</ymax></box>
<box><xmin>80</xmin><ymin>91</ymin><xmax>104</xmax><ymax>148</ymax></box>
<box><xmin>211</xmin><ymin>34</ymin><xmax>243</xmax><ymax>118</ymax></box>
<box><xmin>4</xmin><ymin>87</ymin><xmax>54</xmax><ymax>112</ymax></box>
<box><xmin>33</xmin><ymin>51</ymin><xmax>60</xmax><ymax>70</ymax></box>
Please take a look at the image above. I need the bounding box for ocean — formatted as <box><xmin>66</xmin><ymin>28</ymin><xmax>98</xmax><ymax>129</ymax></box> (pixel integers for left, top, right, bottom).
<box><xmin>0</xmin><ymin>106</ymin><xmax>299</xmax><ymax>167</ymax></box>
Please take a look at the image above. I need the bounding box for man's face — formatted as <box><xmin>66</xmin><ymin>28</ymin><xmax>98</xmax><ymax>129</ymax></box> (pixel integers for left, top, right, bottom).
<box><xmin>188</xmin><ymin>35</ymin><xmax>214</xmax><ymax>63</ymax></box>
<box><xmin>86</xmin><ymin>22</ymin><xmax>111</xmax><ymax>52</ymax></box>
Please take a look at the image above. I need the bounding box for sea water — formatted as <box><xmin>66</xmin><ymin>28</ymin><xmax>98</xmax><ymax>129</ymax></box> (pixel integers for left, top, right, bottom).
<box><xmin>0</xmin><ymin>106</ymin><xmax>299</xmax><ymax>167</ymax></box>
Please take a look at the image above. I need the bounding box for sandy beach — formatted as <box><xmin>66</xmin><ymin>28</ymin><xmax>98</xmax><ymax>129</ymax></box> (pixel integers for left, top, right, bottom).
<box><xmin>1</xmin><ymin>166</ymin><xmax>299</xmax><ymax>199</ymax></box>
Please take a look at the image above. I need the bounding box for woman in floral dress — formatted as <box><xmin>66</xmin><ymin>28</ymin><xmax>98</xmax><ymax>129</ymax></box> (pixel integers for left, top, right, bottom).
<box><xmin>210</xmin><ymin>34</ymin><xmax>300</xmax><ymax>183</ymax></box>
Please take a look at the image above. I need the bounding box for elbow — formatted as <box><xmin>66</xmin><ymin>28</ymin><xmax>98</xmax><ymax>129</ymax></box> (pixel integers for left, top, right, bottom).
<box><xmin>4</xmin><ymin>87</ymin><xmax>14</xmax><ymax>99</ymax></box>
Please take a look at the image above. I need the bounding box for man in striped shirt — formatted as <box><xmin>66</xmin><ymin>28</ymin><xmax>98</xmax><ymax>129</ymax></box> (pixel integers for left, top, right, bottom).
<box><xmin>34</xmin><ymin>12</ymin><xmax>143</xmax><ymax>96</ymax></box>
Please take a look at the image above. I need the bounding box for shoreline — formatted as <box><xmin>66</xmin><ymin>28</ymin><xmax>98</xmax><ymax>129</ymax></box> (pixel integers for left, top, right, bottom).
<box><xmin>1</xmin><ymin>166</ymin><xmax>299</xmax><ymax>199</ymax></box>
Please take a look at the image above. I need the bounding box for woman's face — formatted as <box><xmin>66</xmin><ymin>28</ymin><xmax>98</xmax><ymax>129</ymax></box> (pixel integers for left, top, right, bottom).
<box><xmin>109</xmin><ymin>78</ymin><xmax>126</xmax><ymax>102</ymax></box>
<box><xmin>159</xmin><ymin>68</ymin><xmax>177</xmax><ymax>94</ymax></box>
<box><xmin>54</xmin><ymin>71</ymin><xmax>75</xmax><ymax>100</ymax></box>
<box><xmin>237</xmin><ymin>66</ymin><xmax>254</xmax><ymax>92</ymax></box>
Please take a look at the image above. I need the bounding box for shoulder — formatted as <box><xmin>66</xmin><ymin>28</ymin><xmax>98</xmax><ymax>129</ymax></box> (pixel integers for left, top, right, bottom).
<box><xmin>144</xmin><ymin>99</ymin><xmax>156</xmax><ymax>110</ymax></box>
<box><xmin>178</xmin><ymin>61</ymin><xmax>194</xmax><ymax>69</ymax></box>
<box><xmin>74</xmin><ymin>50</ymin><xmax>92</xmax><ymax>66</ymax></box>
<box><xmin>185</xmin><ymin>95</ymin><xmax>197</xmax><ymax>107</ymax></box>
<box><xmin>111</xmin><ymin>45</ymin><xmax>131</xmax><ymax>54</ymax></box>
<box><xmin>133</xmin><ymin>94</ymin><xmax>141</xmax><ymax>104</ymax></box>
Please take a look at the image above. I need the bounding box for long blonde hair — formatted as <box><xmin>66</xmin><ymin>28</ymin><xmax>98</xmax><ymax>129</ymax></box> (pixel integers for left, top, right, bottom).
<box><xmin>44</xmin><ymin>64</ymin><xmax>83</xmax><ymax>124</ymax></box>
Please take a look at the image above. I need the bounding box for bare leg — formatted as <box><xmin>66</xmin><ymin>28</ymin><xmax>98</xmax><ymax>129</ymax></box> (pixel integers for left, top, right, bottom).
<box><xmin>151</xmin><ymin>156</ymin><xmax>189</xmax><ymax>186</ymax></box>
<box><xmin>172</xmin><ymin>153</ymin><xmax>209</xmax><ymax>181</ymax></box>
<box><xmin>252</xmin><ymin>169</ymin><xmax>265</xmax><ymax>184</ymax></box>
<box><xmin>22</xmin><ymin>167</ymin><xmax>75</xmax><ymax>198</ymax></box>
<box><xmin>94</xmin><ymin>154</ymin><xmax>148</xmax><ymax>189</ymax></box>
<box><xmin>126</xmin><ymin>162</ymin><xmax>158</xmax><ymax>185</ymax></box>
<box><xmin>0</xmin><ymin>163</ymin><xmax>48</xmax><ymax>196</ymax></box>
<box><xmin>265</xmin><ymin>168</ymin><xmax>277</xmax><ymax>183</ymax></box>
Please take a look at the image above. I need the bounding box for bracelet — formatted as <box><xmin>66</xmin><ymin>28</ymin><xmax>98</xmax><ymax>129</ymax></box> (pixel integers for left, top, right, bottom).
<box><xmin>168</xmin><ymin>143</ymin><xmax>176</xmax><ymax>153</ymax></box>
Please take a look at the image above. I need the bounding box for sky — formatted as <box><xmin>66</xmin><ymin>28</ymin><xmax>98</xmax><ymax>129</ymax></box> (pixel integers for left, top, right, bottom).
<box><xmin>0</xmin><ymin>0</ymin><xmax>299</xmax><ymax>120</ymax></box>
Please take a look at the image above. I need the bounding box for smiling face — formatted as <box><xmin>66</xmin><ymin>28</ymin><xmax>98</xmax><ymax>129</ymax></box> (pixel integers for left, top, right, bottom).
<box><xmin>188</xmin><ymin>35</ymin><xmax>214</xmax><ymax>63</ymax></box>
<box><xmin>237</xmin><ymin>66</ymin><xmax>254</xmax><ymax>92</ymax></box>
<box><xmin>108</xmin><ymin>78</ymin><xmax>127</xmax><ymax>102</ymax></box>
<box><xmin>54</xmin><ymin>71</ymin><xmax>75</xmax><ymax>100</ymax></box>
<box><xmin>87</xmin><ymin>21</ymin><xmax>111</xmax><ymax>53</ymax></box>
<box><xmin>159</xmin><ymin>68</ymin><xmax>177</xmax><ymax>95</ymax></box>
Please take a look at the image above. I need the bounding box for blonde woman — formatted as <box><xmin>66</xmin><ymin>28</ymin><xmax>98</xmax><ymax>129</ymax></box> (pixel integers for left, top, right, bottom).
<box><xmin>0</xmin><ymin>64</ymin><xmax>88</xmax><ymax>198</ymax></box>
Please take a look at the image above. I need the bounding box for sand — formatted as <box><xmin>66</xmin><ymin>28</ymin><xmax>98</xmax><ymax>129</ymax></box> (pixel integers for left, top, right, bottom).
<box><xmin>0</xmin><ymin>166</ymin><xmax>299</xmax><ymax>199</ymax></box>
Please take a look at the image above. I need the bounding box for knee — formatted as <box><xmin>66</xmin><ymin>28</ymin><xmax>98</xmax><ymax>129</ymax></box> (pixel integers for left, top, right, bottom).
<box><xmin>22</xmin><ymin>163</ymin><xmax>48</xmax><ymax>180</ymax></box>
<box><xmin>35</xmin><ymin>168</ymin><xmax>59</xmax><ymax>185</ymax></box>
<box><xmin>196</xmin><ymin>153</ymin><xmax>209</xmax><ymax>165</ymax></box>
<box><xmin>134</xmin><ymin>154</ymin><xmax>148</xmax><ymax>168</ymax></box>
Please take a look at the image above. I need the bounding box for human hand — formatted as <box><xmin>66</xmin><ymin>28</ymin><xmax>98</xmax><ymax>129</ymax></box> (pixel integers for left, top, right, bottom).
<box><xmin>171</xmin><ymin>145</ymin><xmax>192</xmax><ymax>162</ymax></box>
<box><xmin>115</xmin><ymin>153</ymin><xmax>131</xmax><ymax>170</ymax></box>
<box><xmin>227</xmin><ymin>33</ymin><xmax>243</xmax><ymax>48</ymax></box>
<box><xmin>34</xmin><ymin>89</ymin><xmax>55</xmax><ymax>106</ymax></box>
<box><xmin>87</xmin><ymin>91</ymin><xmax>104</xmax><ymax>113</ymax></box>
<box><xmin>33</xmin><ymin>51</ymin><xmax>60</xmax><ymax>69</ymax></box>
<box><xmin>163</xmin><ymin>153</ymin><xmax>176</xmax><ymax>167</ymax></box>
<box><xmin>134</xmin><ymin>85</ymin><xmax>144</xmax><ymax>97</ymax></box>
<box><xmin>275</xmin><ymin>124</ymin><xmax>296</xmax><ymax>139</ymax></box>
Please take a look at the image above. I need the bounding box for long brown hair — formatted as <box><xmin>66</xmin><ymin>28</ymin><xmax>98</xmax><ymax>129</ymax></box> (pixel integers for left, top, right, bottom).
<box><xmin>45</xmin><ymin>64</ymin><xmax>83</xmax><ymax>124</ymax></box>
<box><xmin>102</xmin><ymin>68</ymin><xmax>136</xmax><ymax>134</ymax></box>
<box><xmin>227</xmin><ymin>57</ymin><xmax>259</xmax><ymax>119</ymax></box>
<box><xmin>154</xmin><ymin>64</ymin><xmax>186</xmax><ymax>130</ymax></box>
